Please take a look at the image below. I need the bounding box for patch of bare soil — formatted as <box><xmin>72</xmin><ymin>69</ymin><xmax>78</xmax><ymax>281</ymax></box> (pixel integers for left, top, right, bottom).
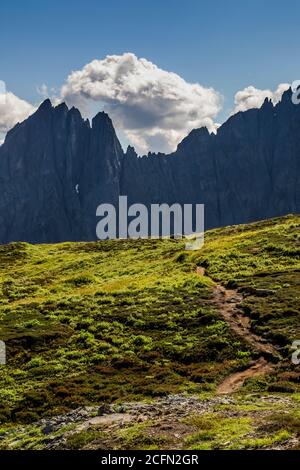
<box><xmin>213</xmin><ymin>284</ymin><xmax>278</xmax><ymax>360</ymax></box>
<box><xmin>217</xmin><ymin>357</ymin><xmax>273</xmax><ymax>394</ymax></box>
<box><xmin>196</xmin><ymin>268</ymin><xmax>280</xmax><ymax>393</ymax></box>
<box><xmin>34</xmin><ymin>395</ymin><xmax>298</xmax><ymax>450</ymax></box>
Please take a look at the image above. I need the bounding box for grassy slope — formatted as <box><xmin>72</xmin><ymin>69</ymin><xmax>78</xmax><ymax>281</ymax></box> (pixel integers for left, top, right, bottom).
<box><xmin>192</xmin><ymin>214</ymin><xmax>300</xmax><ymax>391</ymax></box>
<box><xmin>0</xmin><ymin>214</ymin><xmax>299</xmax><ymax>448</ymax></box>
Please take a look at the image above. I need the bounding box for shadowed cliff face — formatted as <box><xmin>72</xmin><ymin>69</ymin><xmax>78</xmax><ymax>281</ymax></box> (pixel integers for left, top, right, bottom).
<box><xmin>0</xmin><ymin>100</ymin><xmax>123</xmax><ymax>243</ymax></box>
<box><xmin>0</xmin><ymin>89</ymin><xmax>299</xmax><ymax>243</ymax></box>
<box><xmin>121</xmin><ymin>89</ymin><xmax>300</xmax><ymax>228</ymax></box>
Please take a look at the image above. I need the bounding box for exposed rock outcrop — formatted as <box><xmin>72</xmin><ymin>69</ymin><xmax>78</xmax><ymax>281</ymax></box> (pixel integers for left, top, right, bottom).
<box><xmin>0</xmin><ymin>89</ymin><xmax>299</xmax><ymax>243</ymax></box>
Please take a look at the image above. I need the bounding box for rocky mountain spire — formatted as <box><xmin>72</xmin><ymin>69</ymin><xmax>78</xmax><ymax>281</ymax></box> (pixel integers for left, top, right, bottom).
<box><xmin>0</xmin><ymin>90</ymin><xmax>299</xmax><ymax>243</ymax></box>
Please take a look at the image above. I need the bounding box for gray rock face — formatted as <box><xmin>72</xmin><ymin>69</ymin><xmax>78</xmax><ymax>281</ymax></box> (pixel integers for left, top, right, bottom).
<box><xmin>121</xmin><ymin>90</ymin><xmax>300</xmax><ymax>229</ymax></box>
<box><xmin>0</xmin><ymin>89</ymin><xmax>299</xmax><ymax>243</ymax></box>
<box><xmin>0</xmin><ymin>100</ymin><xmax>123</xmax><ymax>243</ymax></box>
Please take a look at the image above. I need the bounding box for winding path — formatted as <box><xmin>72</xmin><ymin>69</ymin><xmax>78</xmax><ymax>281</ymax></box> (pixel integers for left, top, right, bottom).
<box><xmin>196</xmin><ymin>267</ymin><xmax>279</xmax><ymax>394</ymax></box>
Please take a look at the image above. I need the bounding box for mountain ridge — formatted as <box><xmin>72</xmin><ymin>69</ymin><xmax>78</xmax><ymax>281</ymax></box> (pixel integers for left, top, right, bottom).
<box><xmin>0</xmin><ymin>89</ymin><xmax>299</xmax><ymax>243</ymax></box>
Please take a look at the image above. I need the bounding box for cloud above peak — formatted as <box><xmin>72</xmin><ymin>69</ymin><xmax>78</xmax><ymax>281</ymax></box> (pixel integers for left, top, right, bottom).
<box><xmin>232</xmin><ymin>83</ymin><xmax>290</xmax><ymax>114</ymax></box>
<box><xmin>60</xmin><ymin>53</ymin><xmax>222</xmax><ymax>153</ymax></box>
<box><xmin>0</xmin><ymin>82</ymin><xmax>36</xmax><ymax>135</ymax></box>
<box><xmin>0</xmin><ymin>62</ymin><xmax>293</xmax><ymax>155</ymax></box>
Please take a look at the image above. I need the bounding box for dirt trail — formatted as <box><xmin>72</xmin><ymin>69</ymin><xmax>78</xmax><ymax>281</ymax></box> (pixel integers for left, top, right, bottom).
<box><xmin>213</xmin><ymin>284</ymin><xmax>278</xmax><ymax>360</ymax></box>
<box><xmin>217</xmin><ymin>357</ymin><xmax>273</xmax><ymax>394</ymax></box>
<box><xmin>197</xmin><ymin>267</ymin><xmax>279</xmax><ymax>394</ymax></box>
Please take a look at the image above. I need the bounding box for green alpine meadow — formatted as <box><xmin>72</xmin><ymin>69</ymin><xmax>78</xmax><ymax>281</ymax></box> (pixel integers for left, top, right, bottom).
<box><xmin>0</xmin><ymin>214</ymin><xmax>299</xmax><ymax>450</ymax></box>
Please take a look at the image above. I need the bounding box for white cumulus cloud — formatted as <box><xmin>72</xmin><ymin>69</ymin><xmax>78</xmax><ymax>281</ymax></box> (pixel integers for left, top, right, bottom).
<box><xmin>232</xmin><ymin>83</ymin><xmax>290</xmax><ymax>114</ymax></box>
<box><xmin>60</xmin><ymin>53</ymin><xmax>222</xmax><ymax>153</ymax></box>
<box><xmin>0</xmin><ymin>81</ymin><xmax>36</xmax><ymax>134</ymax></box>
<box><xmin>0</xmin><ymin>70</ymin><xmax>293</xmax><ymax>154</ymax></box>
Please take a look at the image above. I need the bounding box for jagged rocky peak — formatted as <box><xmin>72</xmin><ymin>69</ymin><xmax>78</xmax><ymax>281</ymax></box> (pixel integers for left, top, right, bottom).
<box><xmin>34</xmin><ymin>99</ymin><xmax>88</xmax><ymax>122</ymax></box>
<box><xmin>91</xmin><ymin>111</ymin><xmax>120</xmax><ymax>145</ymax></box>
<box><xmin>53</xmin><ymin>102</ymin><xmax>69</xmax><ymax>117</ymax></box>
<box><xmin>125</xmin><ymin>145</ymin><xmax>138</xmax><ymax>158</ymax></box>
<box><xmin>37</xmin><ymin>99</ymin><xmax>85</xmax><ymax>120</ymax></box>
<box><xmin>176</xmin><ymin>126</ymin><xmax>210</xmax><ymax>152</ymax></box>
<box><xmin>90</xmin><ymin>110</ymin><xmax>124</xmax><ymax>163</ymax></box>
<box><xmin>261</xmin><ymin>97</ymin><xmax>273</xmax><ymax>109</ymax></box>
<box><xmin>92</xmin><ymin>110</ymin><xmax>113</xmax><ymax>128</ymax></box>
<box><xmin>0</xmin><ymin>98</ymin><xmax>126</xmax><ymax>243</ymax></box>
<box><xmin>146</xmin><ymin>151</ymin><xmax>166</xmax><ymax>158</ymax></box>
<box><xmin>280</xmin><ymin>87</ymin><xmax>293</xmax><ymax>102</ymax></box>
<box><xmin>0</xmin><ymin>87</ymin><xmax>299</xmax><ymax>243</ymax></box>
<box><xmin>37</xmin><ymin>97</ymin><xmax>52</xmax><ymax>110</ymax></box>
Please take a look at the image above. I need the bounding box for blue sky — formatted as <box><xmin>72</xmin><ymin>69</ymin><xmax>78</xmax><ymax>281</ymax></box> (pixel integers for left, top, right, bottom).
<box><xmin>1</xmin><ymin>0</ymin><xmax>299</xmax><ymax>151</ymax></box>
